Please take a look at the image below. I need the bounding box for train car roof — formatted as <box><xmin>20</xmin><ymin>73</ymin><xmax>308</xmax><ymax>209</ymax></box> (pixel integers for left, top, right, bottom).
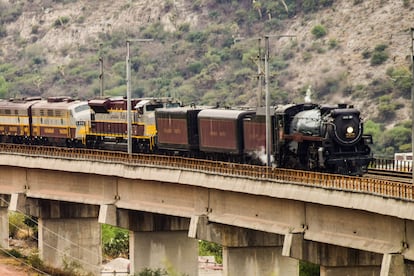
<box><xmin>0</xmin><ymin>98</ymin><xmax>42</xmax><ymax>110</ymax></box>
<box><xmin>155</xmin><ymin>106</ymin><xmax>212</xmax><ymax>113</ymax></box>
<box><xmin>156</xmin><ymin>106</ymin><xmax>205</xmax><ymax>114</ymax></box>
<box><xmin>198</xmin><ymin>109</ymin><xmax>255</xmax><ymax>120</ymax></box>
<box><xmin>255</xmin><ymin>106</ymin><xmax>278</xmax><ymax>116</ymax></box>
<box><xmin>32</xmin><ymin>99</ymin><xmax>87</xmax><ymax>110</ymax></box>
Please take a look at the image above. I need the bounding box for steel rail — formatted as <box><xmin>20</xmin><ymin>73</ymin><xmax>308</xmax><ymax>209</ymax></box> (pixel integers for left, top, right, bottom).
<box><xmin>0</xmin><ymin>144</ymin><xmax>412</xmax><ymax>202</ymax></box>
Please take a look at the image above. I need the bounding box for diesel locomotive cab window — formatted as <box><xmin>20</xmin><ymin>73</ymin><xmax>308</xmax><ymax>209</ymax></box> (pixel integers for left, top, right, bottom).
<box><xmin>74</xmin><ymin>105</ymin><xmax>90</xmax><ymax>113</ymax></box>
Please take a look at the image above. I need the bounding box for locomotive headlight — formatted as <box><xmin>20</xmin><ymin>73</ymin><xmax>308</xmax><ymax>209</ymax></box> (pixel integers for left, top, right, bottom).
<box><xmin>346</xmin><ymin>126</ymin><xmax>354</xmax><ymax>134</ymax></box>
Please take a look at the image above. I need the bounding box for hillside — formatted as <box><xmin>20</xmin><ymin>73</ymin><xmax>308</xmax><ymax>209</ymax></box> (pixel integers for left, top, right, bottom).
<box><xmin>0</xmin><ymin>0</ymin><xmax>413</xmax><ymax>135</ymax></box>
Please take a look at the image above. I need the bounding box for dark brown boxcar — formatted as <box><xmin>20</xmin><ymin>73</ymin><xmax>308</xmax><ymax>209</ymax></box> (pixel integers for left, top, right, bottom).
<box><xmin>198</xmin><ymin>109</ymin><xmax>254</xmax><ymax>154</ymax></box>
<box><xmin>155</xmin><ymin>108</ymin><xmax>201</xmax><ymax>151</ymax></box>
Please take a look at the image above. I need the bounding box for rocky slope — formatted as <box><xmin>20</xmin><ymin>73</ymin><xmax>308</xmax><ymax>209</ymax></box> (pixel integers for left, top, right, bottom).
<box><xmin>0</xmin><ymin>0</ymin><xmax>413</xmax><ymax>124</ymax></box>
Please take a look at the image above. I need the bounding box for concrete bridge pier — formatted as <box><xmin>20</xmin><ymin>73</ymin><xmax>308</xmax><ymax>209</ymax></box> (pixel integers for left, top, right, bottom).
<box><xmin>130</xmin><ymin>230</ymin><xmax>198</xmax><ymax>275</ymax></box>
<box><xmin>100</xmin><ymin>206</ymin><xmax>198</xmax><ymax>275</ymax></box>
<box><xmin>0</xmin><ymin>195</ymin><xmax>9</xmax><ymax>249</ymax></box>
<box><xmin>39</xmin><ymin>200</ymin><xmax>101</xmax><ymax>275</ymax></box>
<box><xmin>190</xmin><ymin>215</ymin><xmax>299</xmax><ymax>276</ymax></box>
<box><xmin>11</xmin><ymin>195</ymin><xmax>102</xmax><ymax>275</ymax></box>
<box><xmin>284</xmin><ymin>233</ymin><xmax>390</xmax><ymax>276</ymax></box>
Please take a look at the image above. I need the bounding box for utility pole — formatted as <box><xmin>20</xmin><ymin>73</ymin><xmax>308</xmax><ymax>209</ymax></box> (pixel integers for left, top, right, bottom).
<box><xmin>126</xmin><ymin>39</ymin><xmax>153</xmax><ymax>155</ymax></box>
<box><xmin>264</xmin><ymin>34</ymin><xmax>296</xmax><ymax>167</ymax></box>
<box><xmin>411</xmin><ymin>28</ymin><xmax>414</xmax><ymax>181</ymax></box>
<box><xmin>257</xmin><ymin>38</ymin><xmax>263</xmax><ymax>107</ymax></box>
<box><xmin>99</xmin><ymin>43</ymin><xmax>104</xmax><ymax>97</ymax></box>
<box><xmin>265</xmin><ymin>35</ymin><xmax>271</xmax><ymax>166</ymax></box>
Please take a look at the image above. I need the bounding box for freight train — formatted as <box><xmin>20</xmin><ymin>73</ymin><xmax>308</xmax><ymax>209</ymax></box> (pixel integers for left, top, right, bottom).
<box><xmin>0</xmin><ymin>96</ymin><xmax>373</xmax><ymax>175</ymax></box>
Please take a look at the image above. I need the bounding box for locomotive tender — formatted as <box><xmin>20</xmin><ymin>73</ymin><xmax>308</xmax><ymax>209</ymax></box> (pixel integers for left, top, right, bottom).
<box><xmin>0</xmin><ymin>96</ymin><xmax>372</xmax><ymax>175</ymax></box>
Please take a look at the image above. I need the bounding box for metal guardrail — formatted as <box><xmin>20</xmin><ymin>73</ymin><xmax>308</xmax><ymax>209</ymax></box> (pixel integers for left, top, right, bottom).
<box><xmin>0</xmin><ymin>143</ymin><xmax>412</xmax><ymax>202</ymax></box>
<box><xmin>370</xmin><ymin>158</ymin><xmax>412</xmax><ymax>172</ymax></box>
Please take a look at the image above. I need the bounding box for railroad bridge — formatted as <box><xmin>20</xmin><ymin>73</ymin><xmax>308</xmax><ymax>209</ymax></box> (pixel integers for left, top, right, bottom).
<box><xmin>0</xmin><ymin>144</ymin><xmax>413</xmax><ymax>275</ymax></box>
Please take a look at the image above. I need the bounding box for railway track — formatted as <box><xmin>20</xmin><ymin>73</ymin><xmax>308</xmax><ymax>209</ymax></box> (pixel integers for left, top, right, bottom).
<box><xmin>366</xmin><ymin>168</ymin><xmax>413</xmax><ymax>184</ymax></box>
<box><xmin>0</xmin><ymin>143</ymin><xmax>413</xmax><ymax>200</ymax></box>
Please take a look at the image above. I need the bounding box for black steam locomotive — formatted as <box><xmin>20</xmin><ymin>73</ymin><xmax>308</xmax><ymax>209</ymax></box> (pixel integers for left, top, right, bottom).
<box><xmin>155</xmin><ymin>103</ymin><xmax>373</xmax><ymax>176</ymax></box>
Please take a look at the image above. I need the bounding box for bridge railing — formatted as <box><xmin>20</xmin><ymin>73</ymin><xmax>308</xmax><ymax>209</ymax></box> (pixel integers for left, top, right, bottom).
<box><xmin>0</xmin><ymin>144</ymin><xmax>412</xmax><ymax>202</ymax></box>
<box><xmin>370</xmin><ymin>158</ymin><xmax>412</xmax><ymax>172</ymax></box>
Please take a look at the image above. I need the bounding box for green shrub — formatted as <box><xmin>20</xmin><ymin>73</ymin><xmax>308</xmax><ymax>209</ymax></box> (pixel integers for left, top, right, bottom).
<box><xmin>328</xmin><ymin>38</ymin><xmax>338</xmax><ymax>49</ymax></box>
<box><xmin>0</xmin><ymin>76</ymin><xmax>9</xmax><ymax>98</ymax></box>
<box><xmin>0</xmin><ymin>24</ymin><xmax>6</xmax><ymax>38</ymax></box>
<box><xmin>138</xmin><ymin>268</ymin><xmax>168</xmax><ymax>276</ymax></box>
<box><xmin>371</xmin><ymin>51</ymin><xmax>388</xmax><ymax>65</ymax></box>
<box><xmin>370</xmin><ymin>44</ymin><xmax>389</xmax><ymax>65</ymax></box>
<box><xmin>386</xmin><ymin>66</ymin><xmax>412</xmax><ymax>98</ymax></box>
<box><xmin>178</xmin><ymin>23</ymin><xmax>190</xmax><ymax>33</ymax></box>
<box><xmin>187</xmin><ymin>61</ymin><xmax>204</xmax><ymax>75</ymax></box>
<box><xmin>102</xmin><ymin>224</ymin><xmax>129</xmax><ymax>258</ymax></box>
<box><xmin>186</xmin><ymin>31</ymin><xmax>208</xmax><ymax>44</ymax></box>
<box><xmin>311</xmin><ymin>25</ymin><xmax>327</xmax><ymax>38</ymax></box>
<box><xmin>299</xmin><ymin>261</ymin><xmax>320</xmax><ymax>276</ymax></box>
<box><xmin>9</xmin><ymin>212</ymin><xmax>26</xmax><ymax>238</ymax></box>
<box><xmin>377</xmin><ymin>95</ymin><xmax>397</xmax><ymax>121</ymax></box>
<box><xmin>199</xmin><ymin>241</ymin><xmax>222</xmax><ymax>264</ymax></box>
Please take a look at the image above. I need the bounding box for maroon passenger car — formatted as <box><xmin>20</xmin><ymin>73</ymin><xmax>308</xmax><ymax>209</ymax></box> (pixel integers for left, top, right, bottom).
<box><xmin>198</xmin><ymin>109</ymin><xmax>255</xmax><ymax>160</ymax></box>
<box><xmin>155</xmin><ymin>107</ymin><xmax>202</xmax><ymax>152</ymax></box>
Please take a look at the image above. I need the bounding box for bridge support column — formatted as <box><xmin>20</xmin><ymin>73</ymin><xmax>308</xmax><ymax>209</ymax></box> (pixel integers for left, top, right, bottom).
<box><xmin>130</xmin><ymin>230</ymin><xmax>198</xmax><ymax>275</ymax></box>
<box><xmin>111</xmin><ymin>209</ymin><xmax>198</xmax><ymax>276</ymax></box>
<box><xmin>190</xmin><ymin>215</ymin><xmax>299</xmax><ymax>275</ymax></box>
<box><xmin>380</xmin><ymin>253</ymin><xmax>406</xmax><ymax>276</ymax></box>
<box><xmin>0</xmin><ymin>195</ymin><xmax>11</xmax><ymax>249</ymax></box>
<box><xmin>0</xmin><ymin>207</ymin><xmax>8</xmax><ymax>249</ymax></box>
<box><xmin>284</xmin><ymin>233</ymin><xmax>384</xmax><ymax>275</ymax></box>
<box><xmin>223</xmin><ymin>246</ymin><xmax>298</xmax><ymax>276</ymax></box>
<box><xmin>36</xmin><ymin>200</ymin><xmax>101</xmax><ymax>275</ymax></box>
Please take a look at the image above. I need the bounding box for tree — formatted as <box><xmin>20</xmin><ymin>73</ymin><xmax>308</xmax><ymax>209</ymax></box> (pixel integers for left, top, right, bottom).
<box><xmin>0</xmin><ymin>76</ymin><xmax>9</xmax><ymax>98</ymax></box>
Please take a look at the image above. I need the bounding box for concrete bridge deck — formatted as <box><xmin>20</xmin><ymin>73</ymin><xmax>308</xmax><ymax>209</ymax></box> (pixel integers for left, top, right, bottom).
<box><xmin>0</xmin><ymin>145</ymin><xmax>412</xmax><ymax>275</ymax></box>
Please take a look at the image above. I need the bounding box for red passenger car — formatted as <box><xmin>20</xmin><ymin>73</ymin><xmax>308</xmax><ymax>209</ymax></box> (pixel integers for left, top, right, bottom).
<box><xmin>198</xmin><ymin>109</ymin><xmax>255</xmax><ymax>160</ymax></box>
<box><xmin>155</xmin><ymin>107</ymin><xmax>202</xmax><ymax>152</ymax></box>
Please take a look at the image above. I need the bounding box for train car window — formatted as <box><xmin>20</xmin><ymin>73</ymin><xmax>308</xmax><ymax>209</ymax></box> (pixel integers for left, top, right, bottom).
<box><xmin>40</xmin><ymin>110</ymin><xmax>45</xmax><ymax>116</ymax></box>
<box><xmin>47</xmin><ymin>110</ymin><xmax>54</xmax><ymax>117</ymax></box>
<box><xmin>74</xmin><ymin>104</ymin><xmax>90</xmax><ymax>113</ymax></box>
<box><xmin>146</xmin><ymin>104</ymin><xmax>163</xmax><ymax>112</ymax></box>
<box><xmin>5</xmin><ymin>110</ymin><xmax>10</xmax><ymax>115</ymax></box>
